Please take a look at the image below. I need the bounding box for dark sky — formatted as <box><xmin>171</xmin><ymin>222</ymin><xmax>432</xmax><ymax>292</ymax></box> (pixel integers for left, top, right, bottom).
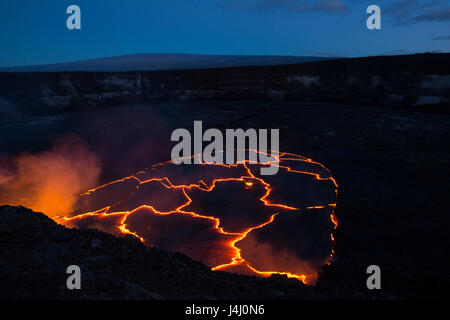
<box><xmin>0</xmin><ymin>0</ymin><xmax>449</xmax><ymax>67</ymax></box>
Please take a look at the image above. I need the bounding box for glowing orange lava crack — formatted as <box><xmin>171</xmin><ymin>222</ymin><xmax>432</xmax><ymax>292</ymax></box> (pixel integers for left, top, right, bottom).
<box><xmin>60</xmin><ymin>151</ymin><xmax>338</xmax><ymax>285</ymax></box>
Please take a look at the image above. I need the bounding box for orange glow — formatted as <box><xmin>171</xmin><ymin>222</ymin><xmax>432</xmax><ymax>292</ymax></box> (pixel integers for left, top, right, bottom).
<box><xmin>0</xmin><ymin>137</ymin><xmax>101</xmax><ymax>219</ymax></box>
<box><xmin>5</xmin><ymin>148</ymin><xmax>338</xmax><ymax>285</ymax></box>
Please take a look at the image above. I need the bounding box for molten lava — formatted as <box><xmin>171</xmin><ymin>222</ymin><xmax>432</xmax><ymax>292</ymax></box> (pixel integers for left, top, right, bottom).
<box><xmin>1</xmin><ymin>148</ymin><xmax>338</xmax><ymax>285</ymax></box>
<box><xmin>58</xmin><ymin>150</ymin><xmax>338</xmax><ymax>285</ymax></box>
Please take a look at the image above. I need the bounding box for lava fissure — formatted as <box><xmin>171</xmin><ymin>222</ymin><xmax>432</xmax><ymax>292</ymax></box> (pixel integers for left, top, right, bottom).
<box><xmin>56</xmin><ymin>150</ymin><xmax>338</xmax><ymax>285</ymax></box>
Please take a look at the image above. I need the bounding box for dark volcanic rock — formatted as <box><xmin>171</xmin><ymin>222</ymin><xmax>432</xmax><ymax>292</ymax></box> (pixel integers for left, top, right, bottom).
<box><xmin>0</xmin><ymin>53</ymin><xmax>449</xmax><ymax>116</ymax></box>
<box><xmin>1</xmin><ymin>205</ymin><xmax>312</xmax><ymax>300</ymax></box>
<box><xmin>1</xmin><ymin>205</ymin><xmax>447</xmax><ymax>300</ymax></box>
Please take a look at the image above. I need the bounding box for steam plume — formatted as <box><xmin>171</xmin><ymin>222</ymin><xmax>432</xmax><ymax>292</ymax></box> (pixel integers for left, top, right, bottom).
<box><xmin>0</xmin><ymin>136</ymin><xmax>101</xmax><ymax>219</ymax></box>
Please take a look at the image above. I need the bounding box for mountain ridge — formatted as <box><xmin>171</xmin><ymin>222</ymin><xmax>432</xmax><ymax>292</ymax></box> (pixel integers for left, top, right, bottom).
<box><xmin>0</xmin><ymin>53</ymin><xmax>332</xmax><ymax>72</ymax></box>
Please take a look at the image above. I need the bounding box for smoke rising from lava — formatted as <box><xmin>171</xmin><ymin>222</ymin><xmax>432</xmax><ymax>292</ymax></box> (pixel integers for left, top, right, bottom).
<box><xmin>0</xmin><ymin>133</ymin><xmax>338</xmax><ymax>284</ymax></box>
<box><xmin>0</xmin><ymin>136</ymin><xmax>101</xmax><ymax>219</ymax></box>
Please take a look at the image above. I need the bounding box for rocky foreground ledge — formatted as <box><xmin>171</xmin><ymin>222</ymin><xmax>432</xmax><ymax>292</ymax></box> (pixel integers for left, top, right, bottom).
<box><xmin>0</xmin><ymin>205</ymin><xmax>443</xmax><ymax>300</ymax></box>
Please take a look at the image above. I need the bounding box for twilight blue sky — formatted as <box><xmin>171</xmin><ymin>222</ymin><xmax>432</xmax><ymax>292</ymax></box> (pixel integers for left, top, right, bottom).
<box><xmin>0</xmin><ymin>0</ymin><xmax>449</xmax><ymax>67</ymax></box>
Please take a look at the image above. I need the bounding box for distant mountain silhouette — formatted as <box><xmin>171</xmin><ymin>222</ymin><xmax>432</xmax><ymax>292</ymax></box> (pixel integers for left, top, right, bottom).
<box><xmin>0</xmin><ymin>53</ymin><xmax>332</xmax><ymax>72</ymax></box>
